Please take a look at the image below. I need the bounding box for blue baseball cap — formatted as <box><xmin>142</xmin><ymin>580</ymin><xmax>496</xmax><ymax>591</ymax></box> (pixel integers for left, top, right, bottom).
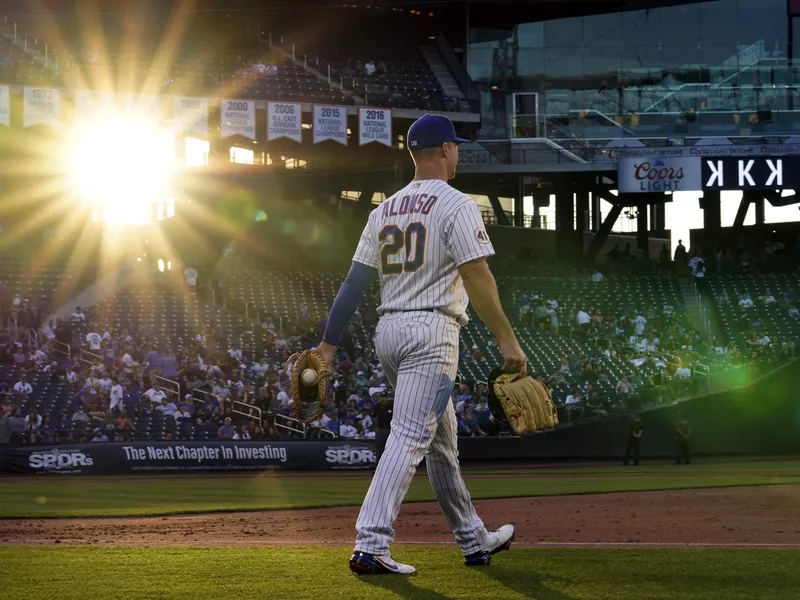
<box><xmin>407</xmin><ymin>114</ymin><xmax>469</xmax><ymax>150</ymax></box>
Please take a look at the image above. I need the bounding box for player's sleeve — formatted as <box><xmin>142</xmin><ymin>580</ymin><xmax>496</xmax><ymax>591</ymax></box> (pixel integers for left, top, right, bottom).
<box><xmin>352</xmin><ymin>219</ymin><xmax>380</xmax><ymax>269</ymax></box>
<box><xmin>444</xmin><ymin>200</ymin><xmax>495</xmax><ymax>266</ymax></box>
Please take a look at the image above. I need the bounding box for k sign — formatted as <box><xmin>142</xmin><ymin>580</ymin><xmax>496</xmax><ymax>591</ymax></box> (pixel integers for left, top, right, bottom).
<box><xmin>618</xmin><ymin>157</ymin><xmax>702</xmax><ymax>193</ymax></box>
<box><xmin>702</xmin><ymin>157</ymin><xmax>794</xmax><ymax>190</ymax></box>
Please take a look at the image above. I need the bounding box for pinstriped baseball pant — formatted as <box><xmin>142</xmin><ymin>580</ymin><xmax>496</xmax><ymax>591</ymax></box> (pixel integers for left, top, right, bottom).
<box><xmin>354</xmin><ymin>311</ymin><xmax>488</xmax><ymax>556</ymax></box>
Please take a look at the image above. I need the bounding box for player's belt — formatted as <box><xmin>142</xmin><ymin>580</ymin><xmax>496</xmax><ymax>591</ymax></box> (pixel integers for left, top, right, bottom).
<box><xmin>382</xmin><ymin>308</ymin><xmax>436</xmax><ymax>313</ymax></box>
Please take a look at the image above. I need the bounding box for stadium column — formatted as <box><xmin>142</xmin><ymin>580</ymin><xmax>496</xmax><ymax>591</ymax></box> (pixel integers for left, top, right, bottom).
<box><xmin>488</xmin><ymin>194</ymin><xmax>510</xmax><ymax>226</ymax></box>
<box><xmin>754</xmin><ymin>194</ymin><xmax>765</xmax><ymax>225</ymax></box>
<box><xmin>637</xmin><ymin>199</ymin><xmax>649</xmax><ymax>259</ymax></box>
<box><xmin>700</xmin><ymin>190</ymin><xmax>721</xmax><ymax>230</ymax></box>
<box><xmin>575</xmin><ymin>188</ymin><xmax>589</xmax><ymax>232</ymax></box>
<box><xmin>555</xmin><ymin>182</ymin><xmax>579</xmax><ymax>262</ymax></box>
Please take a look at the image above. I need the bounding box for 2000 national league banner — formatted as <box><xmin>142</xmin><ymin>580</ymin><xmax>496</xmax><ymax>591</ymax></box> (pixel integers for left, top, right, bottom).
<box><xmin>0</xmin><ymin>440</ymin><xmax>378</xmax><ymax>475</ymax></box>
<box><xmin>268</xmin><ymin>102</ymin><xmax>302</xmax><ymax>142</ymax></box>
<box><xmin>23</xmin><ymin>87</ymin><xmax>61</xmax><ymax>128</ymax></box>
<box><xmin>221</xmin><ymin>98</ymin><xmax>256</xmax><ymax>140</ymax></box>
<box><xmin>313</xmin><ymin>105</ymin><xmax>347</xmax><ymax>145</ymax></box>
<box><xmin>359</xmin><ymin>107</ymin><xmax>392</xmax><ymax>147</ymax></box>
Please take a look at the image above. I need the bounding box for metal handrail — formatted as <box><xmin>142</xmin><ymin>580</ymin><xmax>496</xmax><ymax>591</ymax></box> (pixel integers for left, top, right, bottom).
<box><xmin>232</xmin><ymin>399</ymin><xmax>262</xmax><ymax>424</ymax></box>
<box><xmin>275</xmin><ymin>413</ymin><xmax>306</xmax><ymax>437</ymax></box>
<box><xmin>28</xmin><ymin>329</ymin><xmax>38</xmax><ymax>350</ymax></box>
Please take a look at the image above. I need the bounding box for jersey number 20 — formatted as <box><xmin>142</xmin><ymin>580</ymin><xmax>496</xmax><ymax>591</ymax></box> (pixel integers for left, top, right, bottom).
<box><xmin>379</xmin><ymin>223</ymin><xmax>426</xmax><ymax>274</ymax></box>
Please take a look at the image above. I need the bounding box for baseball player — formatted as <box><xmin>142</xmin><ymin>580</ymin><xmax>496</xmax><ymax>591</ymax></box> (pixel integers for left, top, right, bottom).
<box><xmin>313</xmin><ymin>114</ymin><xmax>523</xmax><ymax>575</ymax></box>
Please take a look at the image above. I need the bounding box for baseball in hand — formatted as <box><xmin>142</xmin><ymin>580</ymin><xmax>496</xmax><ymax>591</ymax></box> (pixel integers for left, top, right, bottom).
<box><xmin>301</xmin><ymin>368</ymin><xmax>318</xmax><ymax>386</ymax></box>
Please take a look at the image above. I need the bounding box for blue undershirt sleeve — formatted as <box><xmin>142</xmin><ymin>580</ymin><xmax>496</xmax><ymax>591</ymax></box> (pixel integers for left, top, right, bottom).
<box><xmin>322</xmin><ymin>261</ymin><xmax>379</xmax><ymax>347</ymax></box>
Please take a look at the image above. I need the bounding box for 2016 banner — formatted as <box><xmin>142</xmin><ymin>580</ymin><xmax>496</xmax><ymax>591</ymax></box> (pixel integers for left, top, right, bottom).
<box><xmin>313</xmin><ymin>104</ymin><xmax>347</xmax><ymax>145</ymax></box>
<box><xmin>173</xmin><ymin>96</ymin><xmax>209</xmax><ymax>138</ymax></box>
<box><xmin>0</xmin><ymin>440</ymin><xmax>377</xmax><ymax>475</ymax></box>
<box><xmin>221</xmin><ymin>98</ymin><xmax>256</xmax><ymax>140</ymax></box>
<box><xmin>73</xmin><ymin>90</ymin><xmax>116</xmax><ymax>127</ymax></box>
<box><xmin>359</xmin><ymin>107</ymin><xmax>392</xmax><ymax>147</ymax></box>
<box><xmin>23</xmin><ymin>87</ymin><xmax>61</xmax><ymax>128</ymax></box>
<box><xmin>268</xmin><ymin>102</ymin><xmax>302</xmax><ymax>142</ymax></box>
<box><xmin>0</xmin><ymin>85</ymin><xmax>9</xmax><ymax>127</ymax></box>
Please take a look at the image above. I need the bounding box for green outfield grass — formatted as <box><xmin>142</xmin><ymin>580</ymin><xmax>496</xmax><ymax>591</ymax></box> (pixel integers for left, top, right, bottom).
<box><xmin>3</xmin><ymin>546</ymin><xmax>799</xmax><ymax>600</ymax></box>
<box><xmin>1</xmin><ymin>463</ymin><xmax>799</xmax><ymax>518</ymax></box>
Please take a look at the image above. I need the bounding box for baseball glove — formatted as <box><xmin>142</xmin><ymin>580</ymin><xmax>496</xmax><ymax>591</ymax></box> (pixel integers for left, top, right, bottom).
<box><xmin>285</xmin><ymin>349</ymin><xmax>332</xmax><ymax>422</ymax></box>
<box><xmin>487</xmin><ymin>367</ymin><xmax>558</xmax><ymax>435</ymax></box>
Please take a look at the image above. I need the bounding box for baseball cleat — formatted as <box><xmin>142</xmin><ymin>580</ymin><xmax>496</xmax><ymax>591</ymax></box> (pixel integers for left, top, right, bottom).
<box><xmin>349</xmin><ymin>551</ymin><xmax>416</xmax><ymax>575</ymax></box>
<box><xmin>464</xmin><ymin>524</ymin><xmax>516</xmax><ymax>567</ymax></box>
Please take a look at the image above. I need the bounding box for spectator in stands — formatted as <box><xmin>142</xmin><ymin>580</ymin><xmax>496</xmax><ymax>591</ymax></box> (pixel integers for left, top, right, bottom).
<box><xmin>13</xmin><ymin>375</ymin><xmax>32</xmax><ymax>396</ymax></box>
<box><xmin>144</xmin><ymin>381</ymin><xmax>166</xmax><ymax>405</ymax></box>
<box><xmin>233</xmin><ymin>425</ymin><xmax>251</xmax><ymax>440</ymax></box>
<box><xmin>390</xmin><ymin>88</ymin><xmax>405</xmax><ymax>108</ymax></box>
<box><xmin>739</xmin><ymin>295</ymin><xmax>754</xmax><ymax>308</ymax></box>
<box><xmin>576</xmin><ymin>309</ymin><xmax>592</xmax><ymax>332</ymax></box>
<box><xmin>24</xmin><ymin>408</ymin><xmax>42</xmax><ymax>439</ymax></box>
<box><xmin>90</xmin><ymin>427</ymin><xmax>109</xmax><ymax>442</ymax></box>
<box><xmin>458</xmin><ymin>407</ymin><xmax>482</xmax><ymax>437</ymax></box>
<box><xmin>591</xmin><ymin>270</ymin><xmax>604</xmax><ymax>282</ymax></box>
<box><xmin>217</xmin><ymin>416</ymin><xmax>236</xmax><ymax>439</ymax></box>
<box><xmin>71</xmin><ymin>406</ymin><xmax>90</xmax><ymax>426</ymax></box>
<box><xmin>86</xmin><ymin>329</ymin><xmax>102</xmax><ymax>351</ymax></box>
<box><xmin>340</xmin><ymin>418</ymin><xmax>357</xmax><ymax>439</ymax></box>
<box><xmin>70</xmin><ymin>306</ymin><xmax>86</xmax><ymax>325</ymax></box>
<box><xmin>563</xmin><ymin>389</ymin><xmax>583</xmax><ymax>423</ymax></box>
<box><xmin>674</xmin><ymin>240</ymin><xmax>688</xmax><ymax>276</ymax></box>
<box><xmin>364</xmin><ymin>61</ymin><xmax>376</xmax><ymax>76</ymax></box>
<box><xmin>156</xmin><ymin>397</ymin><xmax>177</xmax><ymax>417</ymax></box>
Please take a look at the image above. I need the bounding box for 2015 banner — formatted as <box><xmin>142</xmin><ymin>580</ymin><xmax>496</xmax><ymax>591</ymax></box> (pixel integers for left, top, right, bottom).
<box><xmin>173</xmin><ymin>96</ymin><xmax>209</xmax><ymax>138</ymax></box>
<box><xmin>23</xmin><ymin>87</ymin><xmax>61</xmax><ymax>128</ymax></box>
<box><xmin>73</xmin><ymin>90</ymin><xmax>116</xmax><ymax>127</ymax></box>
<box><xmin>221</xmin><ymin>98</ymin><xmax>256</xmax><ymax>140</ymax></box>
<box><xmin>0</xmin><ymin>440</ymin><xmax>378</xmax><ymax>475</ymax></box>
<box><xmin>313</xmin><ymin>104</ymin><xmax>347</xmax><ymax>145</ymax></box>
<box><xmin>359</xmin><ymin>107</ymin><xmax>392</xmax><ymax>147</ymax></box>
<box><xmin>0</xmin><ymin>85</ymin><xmax>9</xmax><ymax>127</ymax></box>
<box><xmin>268</xmin><ymin>102</ymin><xmax>302</xmax><ymax>142</ymax></box>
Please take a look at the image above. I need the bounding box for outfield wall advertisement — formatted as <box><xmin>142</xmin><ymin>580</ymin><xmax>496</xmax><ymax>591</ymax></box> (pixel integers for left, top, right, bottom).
<box><xmin>0</xmin><ymin>440</ymin><xmax>377</xmax><ymax>475</ymax></box>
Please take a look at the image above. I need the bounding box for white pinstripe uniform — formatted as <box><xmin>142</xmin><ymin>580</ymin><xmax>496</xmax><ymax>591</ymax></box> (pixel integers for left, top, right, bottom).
<box><xmin>351</xmin><ymin>178</ymin><xmax>494</xmax><ymax>557</ymax></box>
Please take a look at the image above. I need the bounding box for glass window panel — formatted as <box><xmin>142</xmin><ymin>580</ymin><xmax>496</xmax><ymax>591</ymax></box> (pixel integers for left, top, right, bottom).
<box><xmin>584</xmin><ymin>13</ymin><xmax>622</xmax><ymax>47</ymax></box>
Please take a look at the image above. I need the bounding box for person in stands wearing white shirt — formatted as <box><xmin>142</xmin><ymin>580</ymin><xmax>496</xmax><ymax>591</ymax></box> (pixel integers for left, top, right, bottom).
<box><xmin>42</xmin><ymin>320</ymin><xmax>56</xmax><ymax>341</ymax></box>
<box><xmin>675</xmin><ymin>365</ymin><xmax>692</xmax><ymax>379</ymax></box>
<box><xmin>739</xmin><ymin>295</ymin><xmax>754</xmax><ymax>308</ymax></box>
<box><xmin>109</xmin><ymin>378</ymin><xmax>124</xmax><ymax>412</ymax></box>
<box><xmin>86</xmin><ymin>331</ymin><xmax>102</xmax><ymax>351</ymax></box>
<box><xmin>576</xmin><ymin>310</ymin><xmax>591</xmax><ymax>332</ymax></box>
<box><xmin>70</xmin><ymin>306</ymin><xmax>86</xmax><ymax>324</ymax></box>
<box><xmin>757</xmin><ymin>333</ymin><xmax>771</xmax><ymax>346</ymax></box>
<box><xmin>564</xmin><ymin>389</ymin><xmax>583</xmax><ymax>423</ymax></box>
<box><xmin>13</xmin><ymin>376</ymin><xmax>32</xmax><ymax>395</ymax></box>
<box><xmin>184</xmin><ymin>266</ymin><xmax>198</xmax><ymax>295</ymax></box>
<box><xmin>144</xmin><ymin>381</ymin><xmax>167</xmax><ymax>404</ymax></box>
<box><xmin>340</xmin><ymin>419</ymin><xmax>357</xmax><ymax>438</ymax></box>
<box><xmin>632</xmin><ymin>314</ymin><xmax>646</xmax><ymax>336</ymax></box>
<box><xmin>277</xmin><ymin>386</ymin><xmax>291</xmax><ymax>411</ymax></box>
<box><xmin>156</xmin><ymin>397</ymin><xmax>177</xmax><ymax>417</ymax></box>
<box><xmin>591</xmin><ymin>270</ymin><xmax>604</xmax><ymax>283</ymax></box>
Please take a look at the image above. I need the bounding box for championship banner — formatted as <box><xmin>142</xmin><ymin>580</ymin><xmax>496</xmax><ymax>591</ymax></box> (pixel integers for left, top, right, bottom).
<box><xmin>73</xmin><ymin>90</ymin><xmax>116</xmax><ymax>127</ymax></box>
<box><xmin>267</xmin><ymin>102</ymin><xmax>302</xmax><ymax>142</ymax></box>
<box><xmin>0</xmin><ymin>85</ymin><xmax>9</xmax><ymax>127</ymax></box>
<box><xmin>125</xmin><ymin>93</ymin><xmax>161</xmax><ymax>123</ymax></box>
<box><xmin>23</xmin><ymin>87</ymin><xmax>61</xmax><ymax>128</ymax></box>
<box><xmin>0</xmin><ymin>440</ymin><xmax>377</xmax><ymax>475</ymax></box>
<box><xmin>173</xmin><ymin>96</ymin><xmax>209</xmax><ymax>138</ymax></box>
<box><xmin>359</xmin><ymin>107</ymin><xmax>392</xmax><ymax>147</ymax></box>
<box><xmin>313</xmin><ymin>104</ymin><xmax>347</xmax><ymax>145</ymax></box>
<box><xmin>221</xmin><ymin>98</ymin><xmax>256</xmax><ymax>140</ymax></box>
<box><xmin>618</xmin><ymin>156</ymin><xmax>702</xmax><ymax>193</ymax></box>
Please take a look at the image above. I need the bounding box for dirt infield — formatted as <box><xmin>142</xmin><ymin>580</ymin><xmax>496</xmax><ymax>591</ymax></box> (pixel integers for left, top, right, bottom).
<box><xmin>3</xmin><ymin>484</ymin><xmax>800</xmax><ymax>549</ymax></box>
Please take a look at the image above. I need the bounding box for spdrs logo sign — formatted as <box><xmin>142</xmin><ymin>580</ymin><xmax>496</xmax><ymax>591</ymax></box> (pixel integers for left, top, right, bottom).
<box><xmin>618</xmin><ymin>156</ymin><xmax>702</xmax><ymax>193</ymax></box>
<box><xmin>28</xmin><ymin>448</ymin><xmax>94</xmax><ymax>472</ymax></box>
<box><xmin>325</xmin><ymin>444</ymin><xmax>376</xmax><ymax>469</ymax></box>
